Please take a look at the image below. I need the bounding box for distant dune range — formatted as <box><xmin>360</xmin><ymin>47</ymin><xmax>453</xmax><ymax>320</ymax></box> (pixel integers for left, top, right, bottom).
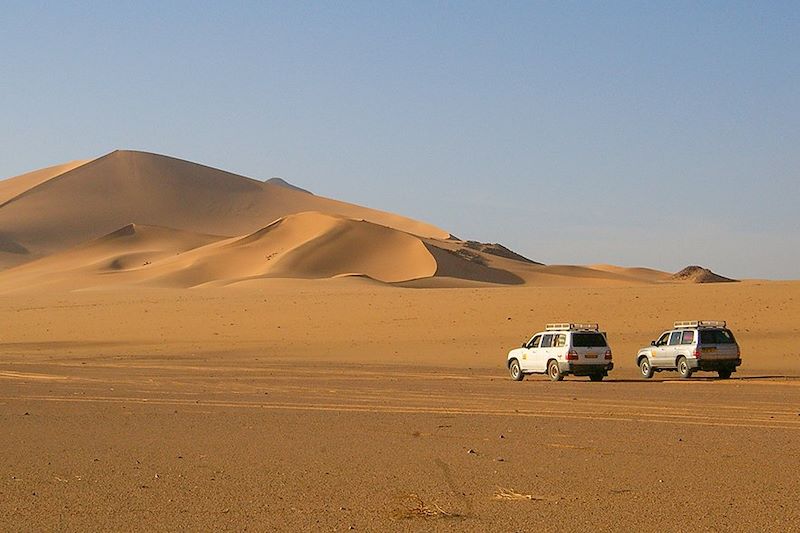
<box><xmin>0</xmin><ymin>150</ymin><xmax>736</xmax><ymax>291</ymax></box>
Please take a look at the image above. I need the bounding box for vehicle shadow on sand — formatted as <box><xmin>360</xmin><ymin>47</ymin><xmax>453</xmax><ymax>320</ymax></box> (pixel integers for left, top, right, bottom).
<box><xmin>600</xmin><ymin>375</ymin><xmax>800</xmax><ymax>383</ymax></box>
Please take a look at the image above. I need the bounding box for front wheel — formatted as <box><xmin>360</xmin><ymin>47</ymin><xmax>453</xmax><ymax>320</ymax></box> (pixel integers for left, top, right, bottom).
<box><xmin>639</xmin><ymin>357</ymin><xmax>654</xmax><ymax>379</ymax></box>
<box><xmin>717</xmin><ymin>369</ymin><xmax>732</xmax><ymax>379</ymax></box>
<box><xmin>677</xmin><ymin>357</ymin><xmax>692</xmax><ymax>379</ymax></box>
<box><xmin>589</xmin><ymin>374</ymin><xmax>604</xmax><ymax>382</ymax></box>
<box><xmin>547</xmin><ymin>360</ymin><xmax>563</xmax><ymax>382</ymax></box>
<box><xmin>509</xmin><ymin>359</ymin><xmax>524</xmax><ymax>381</ymax></box>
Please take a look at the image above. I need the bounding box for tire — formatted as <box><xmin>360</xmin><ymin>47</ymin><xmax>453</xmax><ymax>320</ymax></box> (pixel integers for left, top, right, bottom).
<box><xmin>547</xmin><ymin>360</ymin><xmax>563</xmax><ymax>382</ymax></box>
<box><xmin>589</xmin><ymin>374</ymin><xmax>604</xmax><ymax>382</ymax></box>
<box><xmin>509</xmin><ymin>359</ymin><xmax>524</xmax><ymax>381</ymax></box>
<box><xmin>639</xmin><ymin>357</ymin><xmax>654</xmax><ymax>379</ymax></box>
<box><xmin>677</xmin><ymin>356</ymin><xmax>692</xmax><ymax>379</ymax></box>
<box><xmin>717</xmin><ymin>369</ymin><xmax>732</xmax><ymax>379</ymax></box>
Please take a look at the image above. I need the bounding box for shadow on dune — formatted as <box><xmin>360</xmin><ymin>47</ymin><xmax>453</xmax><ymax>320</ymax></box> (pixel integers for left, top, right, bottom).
<box><xmin>425</xmin><ymin>243</ymin><xmax>524</xmax><ymax>285</ymax></box>
<box><xmin>0</xmin><ymin>234</ymin><xmax>30</xmax><ymax>255</ymax></box>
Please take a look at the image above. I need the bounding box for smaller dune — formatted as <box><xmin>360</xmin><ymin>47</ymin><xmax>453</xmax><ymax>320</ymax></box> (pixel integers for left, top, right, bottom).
<box><xmin>588</xmin><ymin>264</ymin><xmax>672</xmax><ymax>283</ymax></box>
<box><xmin>0</xmin><ymin>224</ymin><xmax>228</xmax><ymax>292</ymax></box>
<box><xmin>106</xmin><ymin>212</ymin><xmax>440</xmax><ymax>287</ymax></box>
<box><xmin>671</xmin><ymin>265</ymin><xmax>738</xmax><ymax>283</ymax></box>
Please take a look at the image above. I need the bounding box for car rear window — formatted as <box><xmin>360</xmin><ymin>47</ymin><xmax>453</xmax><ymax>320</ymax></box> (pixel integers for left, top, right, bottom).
<box><xmin>699</xmin><ymin>329</ymin><xmax>736</xmax><ymax>345</ymax></box>
<box><xmin>681</xmin><ymin>330</ymin><xmax>695</xmax><ymax>344</ymax></box>
<box><xmin>572</xmin><ymin>333</ymin><xmax>607</xmax><ymax>347</ymax></box>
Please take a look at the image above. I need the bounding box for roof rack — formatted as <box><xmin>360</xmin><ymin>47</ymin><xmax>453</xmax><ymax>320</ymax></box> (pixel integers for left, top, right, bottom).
<box><xmin>674</xmin><ymin>320</ymin><xmax>726</xmax><ymax>329</ymax></box>
<box><xmin>546</xmin><ymin>323</ymin><xmax>599</xmax><ymax>331</ymax></box>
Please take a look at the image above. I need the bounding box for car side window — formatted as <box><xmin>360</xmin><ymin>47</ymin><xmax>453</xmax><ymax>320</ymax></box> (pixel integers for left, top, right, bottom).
<box><xmin>681</xmin><ymin>330</ymin><xmax>695</xmax><ymax>344</ymax></box>
<box><xmin>669</xmin><ymin>331</ymin><xmax>682</xmax><ymax>346</ymax></box>
<box><xmin>530</xmin><ymin>335</ymin><xmax>542</xmax><ymax>348</ymax></box>
<box><xmin>554</xmin><ymin>334</ymin><xmax>566</xmax><ymax>347</ymax></box>
<box><xmin>656</xmin><ymin>333</ymin><xmax>670</xmax><ymax>347</ymax></box>
<box><xmin>541</xmin><ymin>334</ymin><xmax>554</xmax><ymax>348</ymax></box>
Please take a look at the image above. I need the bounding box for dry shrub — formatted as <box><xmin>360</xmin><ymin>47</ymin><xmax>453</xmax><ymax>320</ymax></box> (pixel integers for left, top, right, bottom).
<box><xmin>493</xmin><ymin>487</ymin><xmax>546</xmax><ymax>501</ymax></box>
<box><xmin>392</xmin><ymin>493</ymin><xmax>461</xmax><ymax>520</ymax></box>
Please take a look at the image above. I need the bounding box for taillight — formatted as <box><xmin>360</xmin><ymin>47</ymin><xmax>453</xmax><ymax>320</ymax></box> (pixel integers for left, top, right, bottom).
<box><xmin>566</xmin><ymin>349</ymin><xmax>578</xmax><ymax>361</ymax></box>
<box><xmin>604</xmin><ymin>349</ymin><xmax>612</xmax><ymax>360</ymax></box>
<box><xmin>693</xmin><ymin>348</ymin><xmax>701</xmax><ymax>359</ymax></box>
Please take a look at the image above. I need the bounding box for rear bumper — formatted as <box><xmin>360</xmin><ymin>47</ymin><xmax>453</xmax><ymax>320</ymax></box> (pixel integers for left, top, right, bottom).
<box><xmin>558</xmin><ymin>361</ymin><xmax>614</xmax><ymax>376</ymax></box>
<box><xmin>694</xmin><ymin>358</ymin><xmax>742</xmax><ymax>371</ymax></box>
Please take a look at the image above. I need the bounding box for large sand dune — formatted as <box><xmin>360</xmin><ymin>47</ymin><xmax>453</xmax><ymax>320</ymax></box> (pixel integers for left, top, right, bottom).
<box><xmin>0</xmin><ymin>151</ymin><xmax>738</xmax><ymax>289</ymax></box>
<box><xmin>0</xmin><ymin>150</ymin><xmax>449</xmax><ymax>268</ymax></box>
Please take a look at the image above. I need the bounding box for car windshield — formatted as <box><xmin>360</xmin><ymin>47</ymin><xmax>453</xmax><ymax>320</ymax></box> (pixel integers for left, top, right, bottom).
<box><xmin>572</xmin><ymin>332</ymin><xmax>607</xmax><ymax>347</ymax></box>
<box><xmin>699</xmin><ymin>329</ymin><xmax>736</xmax><ymax>345</ymax></box>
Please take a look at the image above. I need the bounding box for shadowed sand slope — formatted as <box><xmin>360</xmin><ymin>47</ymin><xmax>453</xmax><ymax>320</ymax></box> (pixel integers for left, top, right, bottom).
<box><xmin>0</xmin><ymin>158</ymin><xmax>93</xmax><ymax>268</ymax></box>
<box><xmin>0</xmin><ymin>150</ymin><xmax>450</xmax><ymax>267</ymax></box>
<box><xmin>0</xmin><ymin>159</ymin><xmax>92</xmax><ymax>206</ymax></box>
<box><xmin>423</xmin><ymin>243</ymin><xmax>525</xmax><ymax>285</ymax></box>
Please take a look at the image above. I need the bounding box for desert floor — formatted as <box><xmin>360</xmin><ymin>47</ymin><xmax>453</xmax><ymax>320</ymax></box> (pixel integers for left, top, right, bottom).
<box><xmin>2</xmin><ymin>281</ymin><xmax>800</xmax><ymax>531</ymax></box>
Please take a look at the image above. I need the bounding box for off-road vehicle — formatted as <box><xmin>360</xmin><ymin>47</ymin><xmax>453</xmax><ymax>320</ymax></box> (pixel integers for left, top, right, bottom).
<box><xmin>636</xmin><ymin>321</ymin><xmax>741</xmax><ymax>379</ymax></box>
<box><xmin>507</xmin><ymin>323</ymin><xmax>614</xmax><ymax>382</ymax></box>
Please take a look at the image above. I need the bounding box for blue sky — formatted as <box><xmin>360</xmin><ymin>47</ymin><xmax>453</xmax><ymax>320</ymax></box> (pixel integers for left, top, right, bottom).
<box><xmin>2</xmin><ymin>1</ymin><xmax>798</xmax><ymax>279</ymax></box>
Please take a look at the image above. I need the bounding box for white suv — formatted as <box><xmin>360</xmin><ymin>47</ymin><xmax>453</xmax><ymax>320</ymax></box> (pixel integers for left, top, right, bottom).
<box><xmin>636</xmin><ymin>321</ymin><xmax>742</xmax><ymax>379</ymax></box>
<box><xmin>507</xmin><ymin>323</ymin><xmax>614</xmax><ymax>382</ymax></box>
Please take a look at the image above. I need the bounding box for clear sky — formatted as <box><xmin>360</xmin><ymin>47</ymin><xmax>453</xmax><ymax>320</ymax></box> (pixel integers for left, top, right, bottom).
<box><xmin>1</xmin><ymin>1</ymin><xmax>798</xmax><ymax>279</ymax></box>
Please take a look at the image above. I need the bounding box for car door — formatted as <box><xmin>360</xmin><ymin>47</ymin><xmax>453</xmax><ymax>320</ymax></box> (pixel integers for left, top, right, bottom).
<box><xmin>520</xmin><ymin>334</ymin><xmax>542</xmax><ymax>372</ymax></box>
<box><xmin>534</xmin><ymin>334</ymin><xmax>555</xmax><ymax>372</ymax></box>
<box><xmin>666</xmin><ymin>331</ymin><xmax>683</xmax><ymax>367</ymax></box>
<box><xmin>651</xmin><ymin>331</ymin><xmax>671</xmax><ymax>367</ymax></box>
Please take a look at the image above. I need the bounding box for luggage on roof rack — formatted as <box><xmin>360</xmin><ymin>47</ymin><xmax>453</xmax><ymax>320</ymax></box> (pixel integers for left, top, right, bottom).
<box><xmin>545</xmin><ymin>323</ymin><xmax>599</xmax><ymax>331</ymax></box>
<box><xmin>673</xmin><ymin>320</ymin><xmax>727</xmax><ymax>329</ymax></box>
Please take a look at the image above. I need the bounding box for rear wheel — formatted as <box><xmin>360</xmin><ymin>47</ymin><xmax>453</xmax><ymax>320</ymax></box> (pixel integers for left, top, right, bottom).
<box><xmin>589</xmin><ymin>374</ymin><xmax>604</xmax><ymax>382</ymax></box>
<box><xmin>677</xmin><ymin>357</ymin><xmax>692</xmax><ymax>379</ymax></box>
<box><xmin>717</xmin><ymin>369</ymin><xmax>732</xmax><ymax>379</ymax></box>
<box><xmin>639</xmin><ymin>357</ymin><xmax>654</xmax><ymax>379</ymax></box>
<box><xmin>547</xmin><ymin>360</ymin><xmax>563</xmax><ymax>382</ymax></box>
<box><xmin>509</xmin><ymin>359</ymin><xmax>524</xmax><ymax>381</ymax></box>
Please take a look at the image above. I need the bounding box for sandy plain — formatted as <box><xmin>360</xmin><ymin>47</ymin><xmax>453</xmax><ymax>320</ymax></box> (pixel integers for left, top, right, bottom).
<box><xmin>2</xmin><ymin>281</ymin><xmax>800</xmax><ymax>531</ymax></box>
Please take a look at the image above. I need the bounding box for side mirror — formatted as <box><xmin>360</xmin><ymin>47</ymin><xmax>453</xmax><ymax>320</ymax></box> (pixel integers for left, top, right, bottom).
<box><xmin>521</xmin><ymin>342</ymin><xmax>527</xmax><ymax>348</ymax></box>
<box><xmin>650</xmin><ymin>341</ymin><xmax>656</xmax><ymax>346</ymax></box>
